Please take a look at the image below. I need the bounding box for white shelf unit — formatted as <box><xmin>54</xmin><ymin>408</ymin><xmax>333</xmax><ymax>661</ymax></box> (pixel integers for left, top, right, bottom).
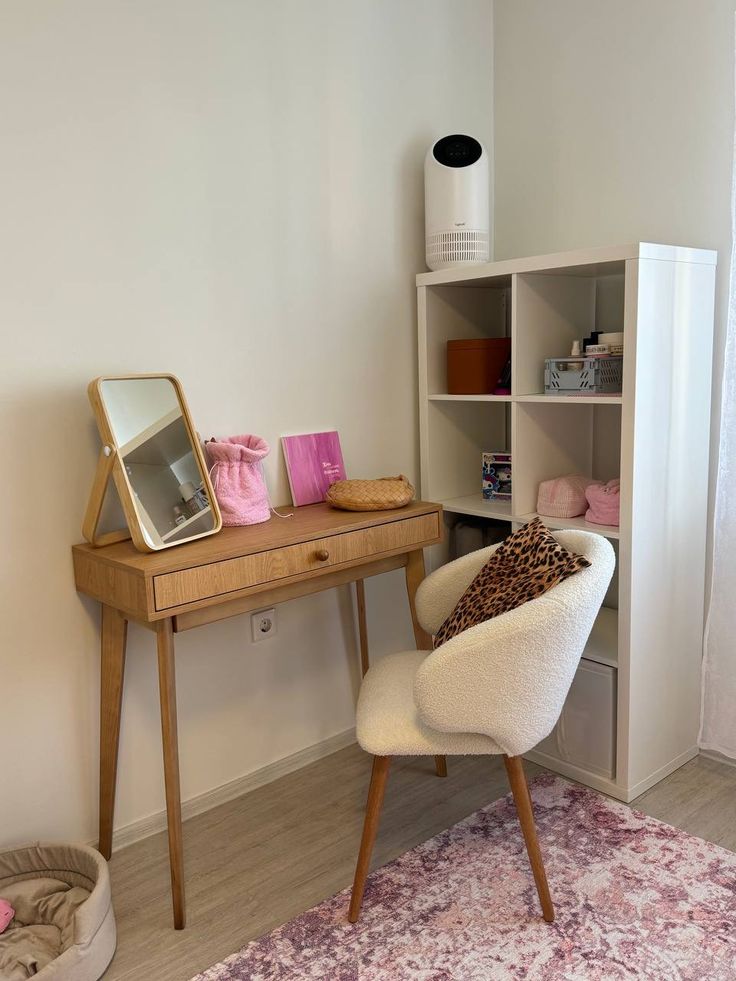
<box><xmin>417</xmin><ymin>242</ymin><xmax>716</xmax><ymax>802</ymax></box>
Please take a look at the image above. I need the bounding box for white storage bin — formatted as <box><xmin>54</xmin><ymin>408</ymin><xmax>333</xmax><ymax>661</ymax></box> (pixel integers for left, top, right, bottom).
<box><xmin>535</xmin><ymin>658</ymin><xmax>616</xmax><ymax>778</ymax></box>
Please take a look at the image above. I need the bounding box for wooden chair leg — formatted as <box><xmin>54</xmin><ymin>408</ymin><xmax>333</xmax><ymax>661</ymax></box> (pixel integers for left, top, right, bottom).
<box><xmin>348</xmin><ymin>756</ymin><xmax>391</xmax><ymax>923</ymax></box>
<box><xmin>503</xmin><ymin>755</ymin><xmax>554</xmax><ymax>923</ymax></box>
<box><xmin>434</xmin><ymin>755</ymin><xmax>448</xmax><ymax>778</ymax></box>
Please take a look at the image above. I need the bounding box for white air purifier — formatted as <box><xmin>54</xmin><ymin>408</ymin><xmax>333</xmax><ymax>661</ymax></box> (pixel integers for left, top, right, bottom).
<box><xmin>424</xmin><ymin>134</ymin><xmax>490</xmax><ymax>271</ymax></box>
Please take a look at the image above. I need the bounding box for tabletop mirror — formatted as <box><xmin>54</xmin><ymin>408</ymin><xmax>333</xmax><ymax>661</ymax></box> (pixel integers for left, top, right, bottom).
<box><xmin>84</xmin><ymin>374</ymin><xmax>222</xmax><ymax>551</ymax></box>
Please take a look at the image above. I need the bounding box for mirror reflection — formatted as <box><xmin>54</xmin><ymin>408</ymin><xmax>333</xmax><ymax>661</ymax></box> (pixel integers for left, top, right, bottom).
<box><xmin>100</xmin><ymin>377</ymin><xmax>216</xmax><ymax>548</ymax></box>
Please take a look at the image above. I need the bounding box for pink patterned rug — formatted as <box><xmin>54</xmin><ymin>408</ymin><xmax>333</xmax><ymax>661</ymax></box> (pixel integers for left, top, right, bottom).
<box><xmin>192</xmin><ymin>774</ymin><xmax>736</xmax><ymax>980</ymax></box>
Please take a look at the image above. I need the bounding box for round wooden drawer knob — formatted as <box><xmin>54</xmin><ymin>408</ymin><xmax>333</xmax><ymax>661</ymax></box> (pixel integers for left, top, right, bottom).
<box><xmin>315</xmin><ymin>548</ymin><xmax>330</xmax><ymax>561</ymax></box>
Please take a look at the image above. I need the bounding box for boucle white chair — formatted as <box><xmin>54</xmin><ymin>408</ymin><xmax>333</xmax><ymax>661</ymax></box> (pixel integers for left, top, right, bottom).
<box><xmin>348</xmin><ymin>529</ymin><xmax>615</xmax><ymax>924</ymax></box>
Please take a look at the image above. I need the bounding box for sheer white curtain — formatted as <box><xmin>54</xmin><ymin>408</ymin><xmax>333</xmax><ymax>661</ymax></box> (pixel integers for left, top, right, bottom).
<box><xmin>700</xmin><ymin>68</ymin><xmax>736</xmax><ymax>758</ymax></box>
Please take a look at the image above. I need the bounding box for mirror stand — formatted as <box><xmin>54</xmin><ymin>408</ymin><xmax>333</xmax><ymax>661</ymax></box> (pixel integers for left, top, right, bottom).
<box><xmin>82</xmin><ymin>444</ymin><xmax>132</xmax><ymax>548</ymax></box>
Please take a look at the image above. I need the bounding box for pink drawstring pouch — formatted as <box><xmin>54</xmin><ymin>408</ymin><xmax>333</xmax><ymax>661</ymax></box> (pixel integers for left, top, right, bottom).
<box><xmin>585</xmin><ymin>478</ymin><xmax>620</xmax><ymax>527</ymax></box>
<box><xmin>205</xmin><ymin>435</ymin><xmax>271</xmax><ymax>526</ymax></box>
<box><xmin>537</xmin><ymin>473</ymin><xmax>601</xmax><ymax>518</ymax></box>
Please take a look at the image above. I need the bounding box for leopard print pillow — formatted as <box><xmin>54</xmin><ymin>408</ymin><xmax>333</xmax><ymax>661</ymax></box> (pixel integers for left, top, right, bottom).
<box><xmin>433</xmin><ymin>517</ymin><xmax>590</xmax><ymax>648</ymax></box>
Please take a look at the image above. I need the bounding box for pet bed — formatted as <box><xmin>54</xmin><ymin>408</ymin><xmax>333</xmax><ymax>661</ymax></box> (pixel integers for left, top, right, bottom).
<box><xmin>0</xmin><ymin>843</ymin><xmax>115</xmax><ymax>980</ymax></box>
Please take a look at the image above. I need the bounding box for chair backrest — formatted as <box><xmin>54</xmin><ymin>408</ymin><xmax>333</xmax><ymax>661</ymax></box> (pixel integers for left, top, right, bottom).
<box><xmin>413</xmin><ymin>530</ymin><xmax>615</xmax><ymax>757</ymax></box>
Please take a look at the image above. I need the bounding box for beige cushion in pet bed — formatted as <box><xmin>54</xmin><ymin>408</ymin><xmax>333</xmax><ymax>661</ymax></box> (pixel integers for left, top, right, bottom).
<box><xmin>0</xmin><ymin>843</ymin><xmax>116</xmax><ymax>981</ymax></box>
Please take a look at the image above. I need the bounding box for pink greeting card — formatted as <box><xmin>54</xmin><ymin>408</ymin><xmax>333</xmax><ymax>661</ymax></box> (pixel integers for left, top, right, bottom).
<box><xmin>281</xmin><ymin>431</ymin><xmax>346</xmax><ymax>506</ymax></box>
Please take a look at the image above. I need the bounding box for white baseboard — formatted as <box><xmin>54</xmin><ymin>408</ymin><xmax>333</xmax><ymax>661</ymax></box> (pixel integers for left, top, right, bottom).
<box><xmin>525</xmin><ymin>745</ymin><xmax>700</xmax><ymax>804</ymax></box>
<box><xmin>626</xmin><ymin>746</ymin><xmax>700</xmax><ymax>801</ymax></box>
<box><xmin>524</xmin><ymin>750</ymin><xmax>627</xmax><ymax>801</ymax></box>
<box><xmin>700</xmin><ymin>748</ymin><xmax>736</xmax><ymax>770</ymax></box>
<box><xmin>107</xmin><ymin>727</ymin><xmax>357</xmax><ymax>853</ymax></box>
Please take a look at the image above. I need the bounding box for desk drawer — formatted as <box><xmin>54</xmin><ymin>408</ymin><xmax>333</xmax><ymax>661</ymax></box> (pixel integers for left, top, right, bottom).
<box><xmin>153</xmin><ymin>512</ymin><xmax>439</xmax><ymax>610</ymax></box>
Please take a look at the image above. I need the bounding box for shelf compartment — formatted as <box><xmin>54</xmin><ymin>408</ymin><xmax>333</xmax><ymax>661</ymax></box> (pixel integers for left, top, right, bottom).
<box><xmin>534</xmin><ymin>657</ymin><xmax>616</xmax><ymax>779</ymax></box>
<box><xmin>512</xmin><ymin>270</ymin><xmax>626</xmax><ymax>397</ymax></box>
<box><xmin>438</xmin><ymin>495</ymin><xmax>513</xmax><ymax>522</ymax></box>
<box><xmin>512</xmin><ymin>401</ymin><xmax>596</xmax><ymax>515</ymax></box>
<box><xmin>513</xmin><ymin>273</ymin><xmax>595</xmax><ymax>397</ymax></box>
<box><xmin>423</xmin><ymin>284</ymin><xmax>510</xmax><ymax>398</ymax></box>
<box><xmin>423</xmin><ymin>399</ymin><xmax>509</xmax><ymax>504</ymax></box>
<box><xmin>512</xmin><ymin>400</ymin><xmax>622</xmax><ymax>518</ymax></box>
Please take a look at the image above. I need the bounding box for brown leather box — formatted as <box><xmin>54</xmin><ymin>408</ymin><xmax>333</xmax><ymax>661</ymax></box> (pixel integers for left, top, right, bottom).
<box><xmin>447</xmin><ymin>337</ymin><xmax>511</xmax><ymax>394</ymax></box>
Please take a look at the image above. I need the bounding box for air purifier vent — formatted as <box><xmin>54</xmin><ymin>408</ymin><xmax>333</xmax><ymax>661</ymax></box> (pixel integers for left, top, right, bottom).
<box><xmin>426</xmin><ymin>230</ymin><xmax>490</xmax><ymax>269</ymax></box>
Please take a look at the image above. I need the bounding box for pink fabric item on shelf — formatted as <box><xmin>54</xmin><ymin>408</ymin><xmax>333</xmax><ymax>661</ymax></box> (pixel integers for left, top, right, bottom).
<box><xmin>586</xmin><ymin>478</ymin><xmax>621</xmax><ymax>527</ymax></box>
<box><xmin>205</xmin><ymin>435</ymin><xmax>271</xmax><ymax>526</ymax></box>
<box><xmin>536</xmin><ymin>473</ymin><xmax>601</xmax><ymax>519</ymax></box>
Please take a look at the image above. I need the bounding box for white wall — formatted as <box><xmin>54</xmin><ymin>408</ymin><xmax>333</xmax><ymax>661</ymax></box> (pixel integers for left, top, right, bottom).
<box><xmin>0</xmin><ymin>0</ymin><xmax>493</xmax><ymax>847</ymax></box>
<box><xmin>494</xmin><ymin>0</ymin><xmax>733</xmax><ymax>610</ymax></box>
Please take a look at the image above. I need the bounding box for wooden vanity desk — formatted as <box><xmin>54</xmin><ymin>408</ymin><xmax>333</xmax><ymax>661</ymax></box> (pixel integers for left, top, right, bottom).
<box><xmin>72</xmin><ymin>500</ymin><xmax>442</xmax><ymax>928</ymax></box>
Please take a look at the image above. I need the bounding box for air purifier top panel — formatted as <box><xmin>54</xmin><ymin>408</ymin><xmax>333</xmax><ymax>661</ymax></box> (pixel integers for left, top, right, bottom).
<box><xmin>432</xmin><ymin>134</ymin><xmax>483</xmax><ymax>168</ymax></box>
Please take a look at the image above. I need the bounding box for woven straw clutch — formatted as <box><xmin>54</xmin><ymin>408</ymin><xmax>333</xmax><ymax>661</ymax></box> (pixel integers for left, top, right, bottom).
<box><xmin>326</xmin><ymin>475</ymin><xmax>415</xmax><ymax>511</ymax></box>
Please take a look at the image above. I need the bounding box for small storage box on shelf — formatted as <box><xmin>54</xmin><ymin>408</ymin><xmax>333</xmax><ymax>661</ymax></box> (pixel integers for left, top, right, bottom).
<box><xmin>544</xmin><ymin>355</ymin><xmax>623</xmax><ymax>395</ymax></box>
<box><xmin>535</xmin><ymin>606</ymin><xmax>618</xmax><ymax>779</ymax></box>
<box><xmin>447</xmin><ymin>337</ymin><xmax>510</xmax><ymax>394</ymax></box>
<box><xmin>536</xmin><ymin>659</ymin><xmax>617</xmax><ymax>779</ymax></box>
<box><xmin>417</xmin><ymin>242</ymin><xmax>716</xmax><ymax>802</ymax></box>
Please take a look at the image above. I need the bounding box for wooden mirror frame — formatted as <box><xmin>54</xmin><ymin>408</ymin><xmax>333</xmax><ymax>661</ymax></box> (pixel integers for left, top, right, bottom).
<box><xmin>83</xmin><ymin>373</ymin><xmax>222</xmax><ymax>552</ymax></box>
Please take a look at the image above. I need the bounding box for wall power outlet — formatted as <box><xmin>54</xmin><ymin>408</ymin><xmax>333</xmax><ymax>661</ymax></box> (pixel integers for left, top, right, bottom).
<box><xmin>251</xmin><ymin>608</ymin><xmax>277</xmax><ymax>642</ymax></box>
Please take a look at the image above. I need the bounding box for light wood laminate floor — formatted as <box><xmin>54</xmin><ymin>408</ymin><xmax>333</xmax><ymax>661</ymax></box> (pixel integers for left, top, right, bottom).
<box><xmin>103</xmin><ymin>747</ymin><xmax>736</xmax><ymax>981</ymax></box>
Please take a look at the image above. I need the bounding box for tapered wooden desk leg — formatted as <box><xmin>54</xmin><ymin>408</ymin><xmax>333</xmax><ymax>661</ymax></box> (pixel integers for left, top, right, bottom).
<box><xmin>503</xmin><ymin>755</ymin><xmax>554</xmax><ymax>923</ymax></box>
<box><xmin>349</xmin><ymin>755</ymin><xmax>391</xmax><ymax>922</ymax></box>
<box><xmin>355</xmin><ymin>579</ymin><xmax>370</xmax><ymax>677</ymax></box>
<box><xmin>404</xmin><ymin>549</ymin><xmax>432</xmax><ymax>650</ymax></box>
<box><xmin>157</xmin><ymin>619</ymin><xmax>186</xmax><ymax>930</ymax></box>
<box><xmin>405</xmin><ymin>550</ymin><xmax>447</xmax><ymax>779</ymax></box>
<box><xmin>99</xmin><ymin>605</ymin><xmax>128</xmax><ymax>861</ymax></box>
